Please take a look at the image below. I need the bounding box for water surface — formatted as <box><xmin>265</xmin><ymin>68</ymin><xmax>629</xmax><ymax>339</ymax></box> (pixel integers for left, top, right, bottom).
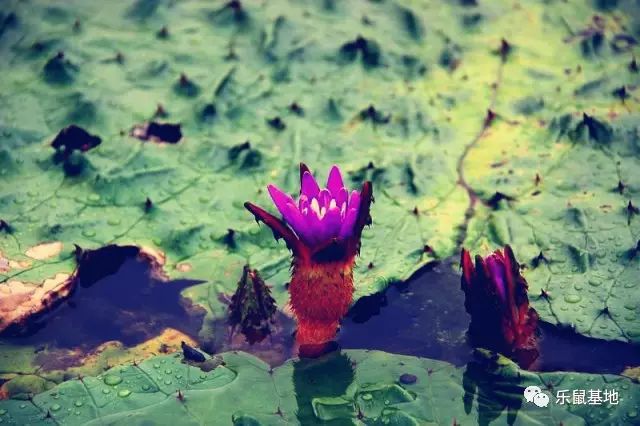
<box><xmin>2</xmin><ymin>255</ymin><xmax>638</xmax><ymax>375</ymax></box>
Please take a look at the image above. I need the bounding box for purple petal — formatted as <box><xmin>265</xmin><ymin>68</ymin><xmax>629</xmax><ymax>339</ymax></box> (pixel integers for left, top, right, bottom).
<box><xmin>268</xmin><ymin>184</ymin><xmax>296</xmax><ymax>218</ymax></box>
<box><xmin>302</xmin><ymin>204</ymin><xmax>326</xmax><ymax>244</ymax></box>
<box><xmin>486</xmin><ymin>256</ymin><xmax>506</xmax><ymax>301</ymax></box>
<box><xmin>347</xmin><ymin>190</ymin><xmax>360</xmax><ymax>211</ymax></box>
<box><xmin>285</xmin><ymin>203</ymin><xmax>313</xmax><ymax>243</ymax></box>
<box><xmin>318</xmin><ymin>189</ymin><xmax>332</xmax><ymax>209</ymax></box>
<box><xmin>298</xmin><ymin>194</ymin><xmax>309</xmax><ymax>211</ymax></box>
<box><xmin>322</xmin><ymin>199</ymin><xmax>342</xmax><ymax>238</ymax></box>
<box><xmin>301</xmin><ymin>171</ymin><xmax>320</xmax><ymax>199</ymax></box>
<box><xmin>340</xmin><ymin>201</ymin><xmax>347</xmax><ymax>216</ymax></box>
<box><xmin>339</xmin><ymin>206</ymin><xmax>358</xmax><ymax>238</ymax></box>
<box><xmin>335</xmin><ymin>188</ymin><xmax>348</xmax><ymax>207</ymax></box>
<box><xmin>326</xmin><ymin>165</ymin><xmax>345</xmax><ymax>197</ymax></box>
<box><xmin>309</xmin><ymin>197</ymin><xmax>322</xmax><ymax>219</ymax></box>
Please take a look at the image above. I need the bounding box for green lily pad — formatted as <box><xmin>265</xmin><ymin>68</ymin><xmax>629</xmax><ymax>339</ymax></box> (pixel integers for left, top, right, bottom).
<box><xmin>0</xmin><ymin>0</ymin><xmax>638</xmax><ymax>363</ymax></box>
<box><xmin>0</xmin><ymin>350</ymin><xmax>638</xmax><ymax>425</ymax></box>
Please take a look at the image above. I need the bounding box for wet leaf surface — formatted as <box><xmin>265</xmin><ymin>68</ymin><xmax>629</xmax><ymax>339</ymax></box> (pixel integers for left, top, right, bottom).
<box><xmin>0</xmin><ymin>349</ymin><xmax>637</xmax><ymax>425</ymax></box>
<box><xmin>0</xmin><ymin>0</ymin><xmax>639</xmax><ymax>418</ymax></box>
<box><xmin>1</xmin><ymin>0</ymin><xmax>635</xmax><ymax>341</ymax></box>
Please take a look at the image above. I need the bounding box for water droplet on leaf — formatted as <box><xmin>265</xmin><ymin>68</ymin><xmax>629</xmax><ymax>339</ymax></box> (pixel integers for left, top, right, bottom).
<box><xmin>104</xmin><ymin>374</ymin><xmax>123</xmax><ymax>386</ymax></box>
<box><xmin>564</xmin><ymin>294</ymin><xmax>581</xmax><ymax>303</ymax></box>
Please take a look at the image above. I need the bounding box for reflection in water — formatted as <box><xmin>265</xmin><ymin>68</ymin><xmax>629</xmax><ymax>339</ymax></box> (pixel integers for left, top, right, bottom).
<box><xmin>0</xmin><ymin>248</ymin><xmax>205</xmax><ymax>370</ymax></box>
<box><xmin>292</xmin><ymin>350</ymin><xmax>355</xmax><ymax>425</ymax></box>
<box><xmin>341</xmin><ymin>260</ymin><xmax>471</xmax><ymax>366</ymax></box>
<box><xmin>195</xmin><ymin>259</ymin><xmax>640</xmax><ymax>374</ymax></box>
<box><xmin>533</xmin><ymin>322</ymin><xmax>640</xmax><ymax>374</ymax></box>
<box><xmin>203</xmin><ymin>311</ymin><xmax>296</xmax><ymax>366</ymax></box>
<box><xmin>339</xmin><ymin>260</ymin><xmax>640</xmax><ymax>374</ymax></box>
<box><xmin>3</xmin><ymin>254</ymin><xmax>638</xmax><ymax>376</ymax></box>
<box><xmin>462</xmin><ymin>359</ymin><xmax>524</xmax><ymax>426</ymax></box>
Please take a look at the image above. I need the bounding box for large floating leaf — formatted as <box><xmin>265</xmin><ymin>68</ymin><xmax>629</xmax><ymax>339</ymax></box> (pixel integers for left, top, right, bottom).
<box><xmin>0</xmin><ymin>0</ymin><xmax>638</xmax><ymax>356</ymax></box>
<box><xmin>0</xmin><ymin>350</ymin><xmax>638</xmax><ymax>425</ymax></box>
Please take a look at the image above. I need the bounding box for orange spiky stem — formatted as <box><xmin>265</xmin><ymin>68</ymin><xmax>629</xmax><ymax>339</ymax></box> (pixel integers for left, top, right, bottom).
<box><xmin>289</xmin><ymin>257</ymin><xmax>355</xmax><ymax>346</ymax></box>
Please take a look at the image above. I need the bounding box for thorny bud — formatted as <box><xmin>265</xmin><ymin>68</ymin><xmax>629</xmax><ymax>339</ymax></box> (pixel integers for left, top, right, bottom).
<box><xmin>460</xmin><ymin>245</ymin><xmax>539</xmax><ymax>367</ymax></box>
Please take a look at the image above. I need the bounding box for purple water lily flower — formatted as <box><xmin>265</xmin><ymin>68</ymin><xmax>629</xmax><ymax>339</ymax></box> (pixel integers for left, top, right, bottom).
<box><xmin>245</xmin><ymin>163</ymin><xmax>372</xmax><ymax>258</ymax></box>
<box><xmin>267</xmin><ymin>165</ymin><xmax>362</xmax><ymax>247</ymax></box>
<box><xmin>244</xmin><ymin>163</ymin><xmax>373</xmax><ymax>349</ymax></box>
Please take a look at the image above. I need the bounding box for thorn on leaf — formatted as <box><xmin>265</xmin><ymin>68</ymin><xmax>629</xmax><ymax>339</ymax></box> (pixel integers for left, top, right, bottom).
<box><xmin>499</xmin><ymin>39</ymin><xmax>512</xmax><ymax>62</ymax></box>
<box><xmin>483</xmin><ymin>109</ymin><xmax>497</xmax><ymax>128</ymax></box>
<box><xmin>0</xmin><ymin>219</ymin><xmax>12</xmax><ymax>233</ymax></box>
<box><xmin>157</xmin><ymin>26</ymin><xmax>169</xmax><ymax>39</ymax></box>
<box><xmin>612</xmin><ymin>86</ymin><xmax>629</xmax><ymax>101</ymax></box>
<box><xmin>532</xmin><ymin>251</ymin><xmax>549</xmax><ymax>268</ymax></box>
<box><xmin>486</xmin><ymin>191</ymin><xmax>515</xmax><ymax>209</ymax></box>
<box><xmin>224</xmin><ymin>228</ymin><xmax>236</xmax><ymax>248</ymax></box>
<box><xmin>289</xmin><ymin>102</ymin><xmax>304</xmax><ymax>116</ymax></box>
<box><xmin>267</xmin><ymin>116</ymin><xmax>286</xmax><ymax>131</ymax></box>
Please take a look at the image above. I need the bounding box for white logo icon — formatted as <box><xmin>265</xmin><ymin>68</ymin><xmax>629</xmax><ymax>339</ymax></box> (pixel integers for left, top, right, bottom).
<box><xmin>533</xmin><ymin>393</ymin><xmax>550</xmax><ymax>407</ymax></box>
<box><xmin>524</xmin><ymin>385</ymin><xmax>549</xmax><ymax>407</ymax></box>
<box><xmin>524</xmin><ymin>386</ymin><xmax>542</xmax><ymax>402</ymax></box>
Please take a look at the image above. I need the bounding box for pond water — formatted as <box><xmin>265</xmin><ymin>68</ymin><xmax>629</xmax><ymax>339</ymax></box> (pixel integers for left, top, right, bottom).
<box><xmin>2</xmin><ymin>255</ymin><xmax>638</xmax><ymax>377</ymax></box>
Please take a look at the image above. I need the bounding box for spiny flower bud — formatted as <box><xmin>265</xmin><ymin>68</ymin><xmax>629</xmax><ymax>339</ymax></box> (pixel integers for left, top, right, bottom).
<box><xmin>460</xmin><ymin>245</ymin><xmax>539</xmax><ymax>367</ymax></box>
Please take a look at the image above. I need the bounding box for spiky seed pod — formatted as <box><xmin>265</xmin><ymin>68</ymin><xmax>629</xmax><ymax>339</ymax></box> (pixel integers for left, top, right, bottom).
<box><xmin>228</xmin><ymin>265</ymin><xmax>277</xmax><ymax>343</ymax></box>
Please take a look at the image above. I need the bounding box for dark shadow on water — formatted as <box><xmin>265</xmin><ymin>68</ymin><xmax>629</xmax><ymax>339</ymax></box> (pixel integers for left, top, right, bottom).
<box><xmin>337</xmin><ymin>260</ymin><xmax>640</xmax><ymax>374</ymax></box>
<box><xmin>0</xmin><ymin>247</ymin><xmax>205</xmax><ymax>369</ymax></box>
<box><xmin>340</xmin><ymin>260</ymin><xmax>472</xmax><ymax>367</ymax></box>
<box><xmin>535</xmin><ymin>322</ymin><xmax>640</xmax><ymax>374</ymax></box>
<box><xmin>201</xmin><ymin>312</ymin><xmax>296</xmax><ymax>367</ymax></box>
<box><xmin>292</xmin><ymin>350</ymin><xmax>355</xmax><ymax>425</ymax></box>
<box><xmin>462</xmin><ymin>359</ymin><xmax>524</xmax><ymax>426</ymax></box>
<box><xmin>3</xmin><ymin>252</ymin><xmax>637</xmax><ymax>376</ymax></box>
